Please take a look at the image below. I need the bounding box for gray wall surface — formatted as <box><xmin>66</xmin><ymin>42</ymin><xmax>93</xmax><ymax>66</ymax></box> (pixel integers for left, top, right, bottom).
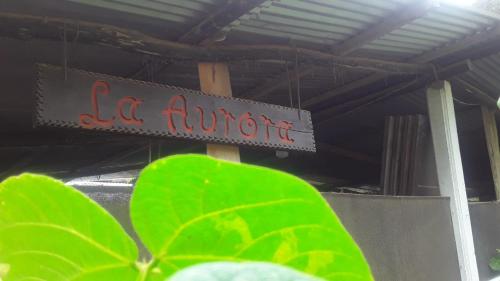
<box><xmin>85</xmin><ymin>188</ymin><xmax>500</xmax><ymax>281</ymax></box>
<box><xmin>470</xmin><ymin>202</ymin><xmax>500</xmax><ymax>281</ymax></box>
<box><xmin>323</xmin><ymin>193</ymin><xmax>461</xmax><ymax>281</ymax></box>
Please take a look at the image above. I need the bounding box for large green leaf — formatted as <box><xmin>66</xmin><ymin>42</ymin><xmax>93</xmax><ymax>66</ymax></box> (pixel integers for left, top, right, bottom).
<box><xmin>169</xmin><ymin>262</ymin><xmax>326</xmax><ymax>281</ymax></box>
<box><xmin>0</xmin><ymin>174</ymin><xmax>140</xmax><ymax>280</ymax></box>
<box><xmin>131</xmin><ymin>155</ymin><xmax>373</xmax><ymax>281</ymax></box>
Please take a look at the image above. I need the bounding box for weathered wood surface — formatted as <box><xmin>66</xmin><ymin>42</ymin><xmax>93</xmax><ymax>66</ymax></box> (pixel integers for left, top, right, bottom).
<box><xmin>199</xmin><ymin>62</ymin><xmax>241</xmax><ymax>162</ymax></box>
<box><xmin>0</xmin><ymin>12</ymin><xmax>434</xmax><ymax>75</ymax></box>
<box><xmin>35</xmin><ymin>64</ymin><xmax>316</xmax><ymax>152</ymax></box>
<box><xmin>481</xmin><ymin>106</ymin><xmax>500</xmax><ymax>200</ymax></box>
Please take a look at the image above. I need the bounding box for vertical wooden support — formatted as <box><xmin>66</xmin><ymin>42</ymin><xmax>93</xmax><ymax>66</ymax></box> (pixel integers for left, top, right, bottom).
<box><xmin>481</xmin><ymin>106</ymin><xmax>500</xmax><ymax>200</ymax></box>
<box><xmin>426</xmin><ymin>81</ymin><xmax>479</xmax><ymax>281</ymax></box>
<box><xmin>198</xmin><ymin>62</ymin><xmax>240</xmax><ymax>162</ymax></box>
<box><xmin>380</xmin><ymin>115</ymin><xmax>427</xmax><ymax>195</ymax></box>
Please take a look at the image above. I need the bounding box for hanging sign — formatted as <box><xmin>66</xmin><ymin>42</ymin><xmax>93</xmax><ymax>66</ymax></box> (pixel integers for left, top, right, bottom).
<box><xmin>35</xmin><ymin>64</ymin><xmax>315</xmax><ymax>152</ymax></box>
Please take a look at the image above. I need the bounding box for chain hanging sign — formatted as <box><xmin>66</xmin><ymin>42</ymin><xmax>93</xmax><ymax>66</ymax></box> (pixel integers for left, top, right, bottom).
<box><xmin>35</xmin><ymin>64</ymin><xmax>316</xmax><ymax>152</ymax></box>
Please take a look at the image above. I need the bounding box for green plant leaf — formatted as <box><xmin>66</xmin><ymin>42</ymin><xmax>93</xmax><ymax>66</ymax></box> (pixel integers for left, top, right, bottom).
<box><xmin>0</xmin><ymin>174</ymin><xmax>140</xmax><ymax>280</ymax></box>
<box><xmin>131</xmin><ymin>155</ymin><xmax>373</xmax><ymax>281</ymax></box>
<box><xmin>168</xmin><ymin>262</ymin><xmax>326</xmax><ymax>281</ymax></box>
<box><xmin>490</xmin><ymin>255</ymin><xmax>500</xmax><ymax>272</ymax></box>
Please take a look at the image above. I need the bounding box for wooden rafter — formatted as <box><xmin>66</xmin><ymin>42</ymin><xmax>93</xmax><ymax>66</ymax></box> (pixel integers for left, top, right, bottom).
<box><xmin>304</xmin><ymin>24</ymin><xmax>500</xmax><ymax>112</ymax></box>
<box><xmin>140</xmin><ymin>0</ymin><xmax>272</xmax><ymax>80</ymax></box>
<box><xmin>0</xmin><ymin>12</ymin><xmax>433</xmax><ymax>75</ymax></box>
<box><xmin>313</xmin><ymin>60</ymin><xmax>475</xmax><ymax>122</ymax></box>
<box><xmin>241</xmin><ymin>0</ymin><xmax>435</xmax><ymax>100</ymax></box>
<box><xmin>453</xmin><ymin>78</ymin><xmax>499</xmax><ymax>108</ymax></box>
<box><xmin>178</xmin><ymin>0</ymin><xmax>271</xmax><ymax>44</ymax></box>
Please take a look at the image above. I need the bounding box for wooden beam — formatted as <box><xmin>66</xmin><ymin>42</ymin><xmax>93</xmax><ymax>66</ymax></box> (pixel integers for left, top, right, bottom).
<box><xmin>0</xmin><ymin>13</ymin><xmax>430</xmax><ymax>76</ymax></box>
<box><xmin>178</xmin><ymin>0</ymin><xmax>270</xmax><ymax>44</ymax></box>
<box><xmin>302</xmin><ymin>25</ymin><xmax>500</xmax><ymax>111</ymax></box>
<box><xmin>241</xmin><ymin>67</ymin><xmax>316</xmax><ymax>100</ymax></box>
<box><xmin>426</xmin><ymin>80</ymin><xmax>479</xmax><ymax>281</ymax></box>
<box><xmin>242</xmin><ymin>0</ymin><xmax>435</xmax><ymax>100</ymax></box>
<box><xmin>453</xmin><ymin>78</ymin><xmax>499</xmax><ymax>108</ymax></box>
<box><xmin>303</xmin><ymin>73</ymin><xmax>386</xmax><ymax>108</ymax></box>
<box><xmin>198</xmin><ymin>62</ymin><xmax>240</xmax><ymax>162</ymax></box>
<box><xmin>412</xmin><ymin>25</ymin><xmax>500</xmax><ymax>63</ymax></box>
<box><xmin>314</xmin><ymin>60</ymin><xmax>474</xmax><ymax>122</ymax></box>
<box><xmin>146</xmin><ymin>1</ymin><xmax>271</xmax><ymax>80</ymax></box>
<box><xmin>481</xmin><ymin>106</ymin><xmax>500</xmax><ymax>200</ymax></box>
<box><xmin>317</xmin><ymin>142</ymin><xmax>380</xmax><ymax>165</ymax></box>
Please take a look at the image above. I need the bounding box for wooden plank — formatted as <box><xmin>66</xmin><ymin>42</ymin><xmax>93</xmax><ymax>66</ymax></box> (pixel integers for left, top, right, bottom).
<box><xmin>426</xmin><ymin>80</ymin><xmax>479</xmax><ymax>281</ymax></box>
<box><xmin>198</xmin><ymin>62</ymin><xmax>240</xmax><ymax>162</ymax></box>
<box><xmin>481</xmin><ymin>106</ymin><xmax>500</xmax><ymax>200</ymax></box>
<box><xmin>380</xmin><ymin>116</ymin><xmax>395</xmax><ymax>194</ymax></box>
<box><xmin>37</xmin><ymin>64</ymin><xmax>315</xmax><ymax>151</ymax></box>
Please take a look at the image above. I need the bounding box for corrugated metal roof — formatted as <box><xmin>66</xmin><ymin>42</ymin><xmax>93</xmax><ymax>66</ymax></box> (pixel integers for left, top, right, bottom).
<box><xmin>366</xmin><ymin>2</ymin><xmax>500</xmax><ymax>57</ymax></box>
<box><xmin>227</xmin><ymin>1</ymin><xmax>500</xmax><ymax>59</ymax></box>
<box><xmin>229</xmin><ymin>0</ymin><xmax>414</xmax><ymax>47</ymax></box>
<box><xmin>64</xmin><ymin>0</ymin><xmax>500</xmax><ymax>63</ymax></box>
<box><xmin>66</xmin><ymin>0</ymin><xmax>225</xmax><ymax>24</ymax></box>
<box><xmin>457</xmin><ymin>52</ymin><xmax>500</xmax><ymax>99</ymax></box>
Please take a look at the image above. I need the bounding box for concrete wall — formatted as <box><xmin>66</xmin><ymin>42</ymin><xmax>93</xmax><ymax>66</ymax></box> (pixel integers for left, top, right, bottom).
<box><xmin>323</xmin><ymin>193</ymin><xmax>461</xmax><ymax>281</ymax></box>
<box><xmin>470</xmin><ymin>201</ymin><xmax>500</xmax><ymax>281</ymax></box>
<box><xmin>85</xmin><ymin>188</ymin><xmax>500</xmax><ymax>281</ymax></box>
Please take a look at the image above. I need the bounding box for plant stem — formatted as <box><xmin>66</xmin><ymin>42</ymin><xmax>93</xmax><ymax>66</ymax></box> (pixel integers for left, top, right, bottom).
<box><xmin>136</xmin><ymin>261</ymin><xmax>153</xmax><ymax>281</ymax></box>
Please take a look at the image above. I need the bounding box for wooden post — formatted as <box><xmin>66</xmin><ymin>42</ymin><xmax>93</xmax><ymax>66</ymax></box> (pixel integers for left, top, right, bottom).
<box><xmin>481</xmin><ymin>106</ymin><xmax>500</xmax><ymax>200</ymax></box>
<box><xmin>426</xmin><ymin>81</ymin><xmax>479</xmax><ymax>281</ymax></box>
<box><xmin>198</xmin><ymin>62</ymin><xmax>240</xmax><ymax>162</ymax></box>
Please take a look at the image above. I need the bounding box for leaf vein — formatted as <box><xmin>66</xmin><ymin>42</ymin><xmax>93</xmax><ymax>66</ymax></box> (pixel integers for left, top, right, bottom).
<box><xmin>67</xmin><ymin>263</ymin><xmax>130</xmax><ymax>281</ymax></box>
<box><xmin>157</xmin><ymin>198</ymin><xmax>311</xmax><ymax>258</ymax></box>
<box><xmin>0</xmin><ymin>222</ymin><xmax>131</xmax><ymax>264</ymax></box>
<box><xmin>235</xmin><ymin>224</ymin><xmax>339</xmax><ymax>257</ymax></box>
<box><xmin>5</xmin><ymin>250</ymin><xmax>83</xmax><ymax>271</ymax></box>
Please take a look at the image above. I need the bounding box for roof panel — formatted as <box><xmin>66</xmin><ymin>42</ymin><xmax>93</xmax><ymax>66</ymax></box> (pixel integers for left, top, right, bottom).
<box><xmin>67</xmin><ymin>0</ymin><xmax>222</xmax><ymax>24</ymax></box>
<box><xmin>456</xmin><ymin>52</ymin><xmax>500</xmax><ymax>101</ymax></box>
<box><xmin>263</xmin><ymin>5</ymin><xmax>368</xmax><ymax>30</ymax></box>
<box><xmin>64</xmin><ymin>0</ymin><xmax>500</xmax><ymax>63</ymax></box>
<box><xmin>305</xmin><ymin>0</ymin><xmax>391</xmax><ymax>17</ymax></box>
<box><xmin>274</xmin><ymin>0</ymin><xmax>379</xmax><ymax>23</ymax></box>
<box><xmin>238</xmin><ymin>20</ymin><xmax>344</xmax><ymax>43</ymax></box>
<box><xmin>253</xmin><ymin>13</ymin><xmax>355</xmax><ymax>36</ymax></box>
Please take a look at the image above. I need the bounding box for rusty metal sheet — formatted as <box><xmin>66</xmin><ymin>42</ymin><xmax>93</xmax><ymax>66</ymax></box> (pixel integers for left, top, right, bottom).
<box><xmin>35</xmin><ymin>64</ymin><xmax>315</xmax><ymax>152</ymax></box>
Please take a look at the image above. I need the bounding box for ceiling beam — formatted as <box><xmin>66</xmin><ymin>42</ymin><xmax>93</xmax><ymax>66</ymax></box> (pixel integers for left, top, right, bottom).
<box><xmin>313</xmin><ymin>60</ymin><xmax>475</xmax><ymax>122</ymax></box>
<box><xmin>304</xmin><ymin>23</ymin><xmax>500</xmax><ymax>111</ymax></box>
<box><xmin>453</xmin><ymin>78</ymin><xmax>499</xmax><ymax>108</ymax></box>
<box><xmin>316</xmin><ymin>142</ymin><xmax>380</xmax><ymax>165</ymax></box>
<box><xmin>0</xmin><ymin>12</ymin><xmax>432</xmax><ymax>75</ymax></box>
<box><xmin>140</xmin><ymin>0</ymin><xmax>273</xmax><ymax>80</ymax></box>
<box><xmin>178</xmin><ymin>0</ymin><xmax>271</xmax><ymax>44</ymax></box>
<box><xmin>241</xmin><ymin>0</ymin><xmax>435</xmax><ymax>100</ymax></box>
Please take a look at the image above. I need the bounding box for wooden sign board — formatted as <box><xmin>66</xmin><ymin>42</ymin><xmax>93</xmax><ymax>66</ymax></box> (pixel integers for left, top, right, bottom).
<box><xmin>35</xmin><ymin>64</ymin><xmax>316</xmax><ymax>152</ymax></box>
